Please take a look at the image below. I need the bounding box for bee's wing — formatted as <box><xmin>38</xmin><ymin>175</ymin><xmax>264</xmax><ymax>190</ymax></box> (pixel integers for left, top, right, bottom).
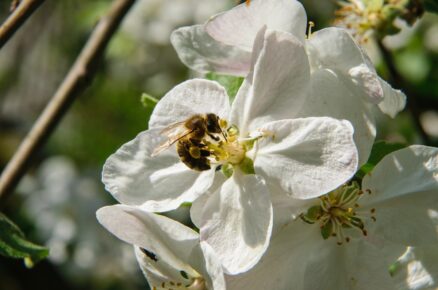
<box><xmin>151</xmin><ymin>123</ymin><xmax>192</xmax><ymax>157</ymax></box>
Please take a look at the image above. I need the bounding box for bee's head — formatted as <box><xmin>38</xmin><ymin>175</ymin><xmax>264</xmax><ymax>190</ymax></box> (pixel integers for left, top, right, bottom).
<box><xmin>205</xmin><ymin>113</ymin><xmax>222</xmax><ymax>133</ymax></box>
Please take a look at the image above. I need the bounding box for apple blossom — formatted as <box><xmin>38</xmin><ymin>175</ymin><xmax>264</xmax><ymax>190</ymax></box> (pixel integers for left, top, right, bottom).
<box><xmin>97</xmin><ymin>204</ymin><xmax>225</xmax><ymax>290</ymax></box>
<box><xmin>171</xmin><ymin>0</ymin><xmax>406</xmax><ymax>165</ymax></box>
<box><xmin>102</xmin><ymin>28</ymin><xmax>359</xmax><ymax>274</ymax></box>
<box><xmin>102</xmin><ymin>79</ymin><xmax>357</xmax><ymax>273</ymax></box>
<box><xmin>227</xmin><ymin>145</ymin><xmax>438</xmax><ymax>290</ymax></box>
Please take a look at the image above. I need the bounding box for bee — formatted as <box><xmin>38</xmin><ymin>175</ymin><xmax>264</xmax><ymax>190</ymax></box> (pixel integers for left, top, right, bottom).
<box><xmin>152</xmin><ymin>113</ymin><xmax>225</xmax><ymax>171</ymax></box>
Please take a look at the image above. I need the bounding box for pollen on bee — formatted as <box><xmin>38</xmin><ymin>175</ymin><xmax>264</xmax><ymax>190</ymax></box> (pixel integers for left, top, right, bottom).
<box><xmin>189</xmin><ymin>147</ymin><xmax>201</xmax><ymax>159</ymax></box>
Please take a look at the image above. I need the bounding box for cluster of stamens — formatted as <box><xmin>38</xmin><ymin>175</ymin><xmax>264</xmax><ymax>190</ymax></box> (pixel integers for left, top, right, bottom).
<box><xmin>301</xmin><ymin>182</ymin><xmax>377</xmax><ymax>245</ymax></box>
<box><xmin>204</xmin><ymin>123</ymin><xmax>246</xmax><ymax>166</ymax></box>
<box><xmin>334</xmin><ymin>0</ymin><xmax>423</xmax><ymax>43</ymax></box>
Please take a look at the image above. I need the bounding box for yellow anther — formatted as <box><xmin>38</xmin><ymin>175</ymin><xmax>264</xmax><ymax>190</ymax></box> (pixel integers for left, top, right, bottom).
<box><xmin>307</xmin><ymin>21</ymin><xmax>315</xmax><ymax>38</ymax></box>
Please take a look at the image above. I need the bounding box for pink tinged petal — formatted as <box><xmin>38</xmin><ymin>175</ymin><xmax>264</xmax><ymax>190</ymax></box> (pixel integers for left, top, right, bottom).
<box><xmin>199</xmin><ymin>172</ymin><xmax>273</xmax><ymax>274</ymax></box>
<box><xmin>206</xmin><ymin>0</ymin><xmax>307</xmax><ymax>51</ymax></box>
<box><xmin>97</xmin><ymin>205</ymin><xmax>199</xmax><ymax>285</ymax></box>
<box><xmin>253</xmin><ymin>118</ymin><xmax>358</xmax><ymax>199</ymax></box>
<box><xmin>170</xmin><ymin>25</ymin><xmax>251</xmax><ymax>76</ymax></box>
<box><xmin>295</xmin><ymin>69</ymin><xmax>376</xmax><ymax>166</ymax></box>
<box><xmin>231</xmin><ymin>29</ymin><xmax>311</xmax><ymax>135</ymax></box>
<box><xmin>377</xmin><ymin>76</ymin><xmax>407</xmax><ymax>118</ymax></box>
<box><xmin>102</xmin><ymin>129</ymin><xmax>215</xmax><ymax>212</ymax></box>
<box><xmin>307</xmin><ymin>27</ymin><xmax>383</xmax><ymax>104</ymax></box>
<box><xmin>149</xmin><ymin>79</ymin><xmax>231</xmax><ymax>129</ymax></box>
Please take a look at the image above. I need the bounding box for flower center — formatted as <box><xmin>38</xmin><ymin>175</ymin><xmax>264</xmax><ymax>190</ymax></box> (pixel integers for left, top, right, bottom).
<box><xmin>174</xmin><ymin>114</ymin><xmax>254</xmax><ymax>174</ymax></box>
<box><xmin>204</xmin><ymin>124</ymin><xmax>246</xmax><ymax>166</ymax></box>
<box><xmin>300</xmin><ymin>182</ymin><xmax>376</xmax><ymax>245</ymax></box>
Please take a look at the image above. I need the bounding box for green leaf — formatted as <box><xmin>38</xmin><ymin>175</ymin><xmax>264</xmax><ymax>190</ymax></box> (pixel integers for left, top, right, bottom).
<box><xmin>355</xmin><ymin>141</ymin><xmax>406</xmax><ymax>179</ymax></box>
<box><xmin>423</xmin><ymin>0</ymin><xmax>438</xmax><ymax>13</ymax></box>
<box><xmin>0</xmin><ymin>212</ymin><xmax>49</xmax><ymax>268</ymax></box>
<box><xmin>206</xmin><ymin>72</ymin><xmax>244</xmax><ymax>101</ymax></box>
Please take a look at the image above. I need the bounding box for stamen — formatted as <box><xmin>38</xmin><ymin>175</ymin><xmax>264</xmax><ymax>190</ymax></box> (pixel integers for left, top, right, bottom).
<box><xmin>301</xmin><ymin>182</ymin><xmax>377</xmax><ymax>244</ymax></box>
<box><xmin>307</xmin><ymin>21</ymin><xmax>315</xmax><ymax>38</ymax></box>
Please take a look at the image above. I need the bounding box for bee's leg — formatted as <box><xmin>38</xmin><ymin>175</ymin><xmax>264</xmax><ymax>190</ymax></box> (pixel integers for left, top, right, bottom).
<box><xmin>200</xmin><ymin>149</ymin><xmax>210</xmax><ymax>157</ymax></box>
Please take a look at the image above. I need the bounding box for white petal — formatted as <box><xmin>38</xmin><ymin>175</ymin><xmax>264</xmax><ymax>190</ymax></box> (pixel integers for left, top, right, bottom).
<box><xmin>253</xmin><ymin>118</ymin><xmax>358</xmax><ymax>199</ymax></box>
<box><xmin>190</xmin><ymin>242</ymin><xmax>226</xmax><ymax>290</ymax></box>
<box><xmin>295</xmin><ymin>69</ymin><xmax>376</xmax><ymax>166</ymax></box>
<box><xmin>228</xmin><ymin>221</ymin><xmax>401</xmax><ymax>290</ymax></box>
<box><xmin>171</xmin><ymin>25</ymin><xmax>251</xmax><ymax>76</ymax></box>
<box><xmin>149</xmin><ymin>79</ymin><xmax>231</xmax><ymax>129</ymax></box>
<box><xmin>307</xmin><ymin>27</ymin><xmax>367</xmax><ymax>72</ymax></box>
<box><xmin>226</xmin><ymin>221</ymin><xmax>319</xmax><ymax>290</ymax></box>
<box><xmin>392</xmin><ymin>246</ymin><xmax>438</xmax><ymax>290</ymax></box>
<box><xmin>102</xmin><ymin>129</ymin><xmax>215</xmax><ymax>212</ymax></box>
<box><xmin>231</xmin><ymin>29</ymin><xmax>310</xmax><ymax>135</ymax></box>
<box><xmin>199</xmin><ymin>172</ymin><xmax>273</xmax><ymax>274</ymax></box>
<box><xmin>361</xmin><ymin>146</ymin><xmax>438</xmax><ymax>246</ymax></box>
<box><xmin>377</xmin><ymin>76</ymin><xmax>407</xmax><ymax>118</ymax></box>
<box><xmin>206</xmin><ymin>0</ymin><xmax>307</xmax><ymax>51</ymax></box>
<box><xmin>362</xmin><ymin>145</ymin><xmax>438</xmax><ymax>203</ymax></box>
<box><xmin>339</xmin><ymin>240</ymin><xmax>400</xmax><ymax>290</ymax></box>
<box><xmin>364</xmin><ymin>190</ymin><xmax>438</xmax><ymax>246</ymax></box>
<box><xmin>307</xmin><ymin>27</ymin><xmax>383</xmax><ymax>104</ymax></box>
<box><xmin>97</xmin><ymin>205</ymin><xmax>199</xmax><ymax>286</ymax></box>
<box><xmin>269</xmin><ymin>181</ymin><xmax>315</xmax><ymax>236</ymax></box>
<box><xmin>135</xmin><ymin>247</ymin><xmax>199</xmax><ymax>290</ymax></box>
<box><xmin>190</xmin><ymin>173</ymin><xmax>227</xmax><ymax>229</ymax></box>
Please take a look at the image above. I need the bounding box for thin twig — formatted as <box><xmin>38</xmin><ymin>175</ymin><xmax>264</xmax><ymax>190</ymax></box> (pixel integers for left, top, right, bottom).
<box><xmin>377</xmin><ymin>40</ymin><xmax>432</xmax><ymax>145</ymax></box>
<box><xmin>0</xmin><ymin>0</ymin><xmax>136</xmax><ymax>203</ymax></box>
<box><xmin>0</xmin><ymin>0</ymin><xmax>46</xmax><ymax>49</ymax></box>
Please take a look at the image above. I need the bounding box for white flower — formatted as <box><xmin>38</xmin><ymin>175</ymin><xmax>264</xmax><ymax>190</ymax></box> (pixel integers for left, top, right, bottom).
<box><xmin>97</xmin><ymin>204</ymin><xmax>225</xmax><ymax>290</ymax></box>
<box><xmin>102</xmin><ymin>29</ymin><xmax>359</xmax><ymax>274</ymax></box>
<box><xmin>171</xmin><ymin>0</ymin><xmax>406</xmax><ymax>165</ymax></box>
<box><xmin>227</xmin><ymin>145</ymin><xmax>438</xmax><ymax>290</ymax></box>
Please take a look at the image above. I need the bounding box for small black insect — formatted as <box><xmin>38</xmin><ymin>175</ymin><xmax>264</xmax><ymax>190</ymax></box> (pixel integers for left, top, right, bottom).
<box><xmin>141</xmin><ymin>248</ymin><xmax>158</xmax><ymax>262</ymax></box>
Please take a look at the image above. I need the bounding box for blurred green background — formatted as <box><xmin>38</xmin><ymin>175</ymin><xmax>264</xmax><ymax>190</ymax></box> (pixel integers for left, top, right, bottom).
<box><xmin>0</xmin><ymin>1</ymin><xmax>437</xmax><ymax>289</ymax></box>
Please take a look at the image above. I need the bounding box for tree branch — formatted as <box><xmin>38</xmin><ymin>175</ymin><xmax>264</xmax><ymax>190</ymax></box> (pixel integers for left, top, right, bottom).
<box><xmin>377</xmin><ymin>40</ymin><xmax>432</xmax><ymax>145</ymax></box>
<box><xmin>0</xmin><ymin>0</ymin><xmax>136</xmax><ymax>203</ymax></box>
<box><xmin>0</xmin><ymin>0</ymin><xmax>46</xmax><ymax>49</ymax></box>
